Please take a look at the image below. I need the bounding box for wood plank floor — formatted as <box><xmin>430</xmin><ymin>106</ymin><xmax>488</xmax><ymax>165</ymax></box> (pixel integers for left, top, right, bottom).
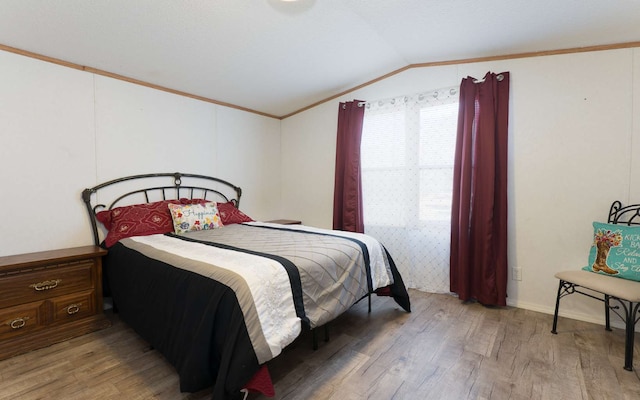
<box><xmin>1</xmin><ymin>290</ymin><xmax>638</xmax><ymax>400</ymax></box>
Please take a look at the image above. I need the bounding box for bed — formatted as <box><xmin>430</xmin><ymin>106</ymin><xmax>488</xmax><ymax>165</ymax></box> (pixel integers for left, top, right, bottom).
<box><xmin>82</xmin><ymin>172</ymin><xmax>411</xmax><ymax>400</ymax></box>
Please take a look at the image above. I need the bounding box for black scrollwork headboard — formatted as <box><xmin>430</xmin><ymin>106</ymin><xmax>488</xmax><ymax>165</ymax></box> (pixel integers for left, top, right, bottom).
<box><xmin>82</xmin><ymin>172</ymin><xmax>242</xmax><ymax>246</ymax></box>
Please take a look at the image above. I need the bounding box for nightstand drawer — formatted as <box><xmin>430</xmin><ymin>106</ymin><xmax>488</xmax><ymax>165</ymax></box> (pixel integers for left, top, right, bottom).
<box><xmin>0</xmin><ymin>261</ymin><xmax>95</xmax><ymax>309</ymax></box>
<box><xmin>0</xmin><ymin>301</ymin><xmax>46</xmax><ymax>340</ymax></box>
<box><xmin>50</xmin><ymin>291</ymin><xmax>95</xmax><ymax>323</ymax></box>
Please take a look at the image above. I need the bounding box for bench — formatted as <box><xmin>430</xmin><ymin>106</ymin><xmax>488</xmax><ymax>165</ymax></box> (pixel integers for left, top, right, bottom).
<box><xmin>551</xmin><ymin>201</ymin><xmax>640</xmax><ymax>371</ymax></box>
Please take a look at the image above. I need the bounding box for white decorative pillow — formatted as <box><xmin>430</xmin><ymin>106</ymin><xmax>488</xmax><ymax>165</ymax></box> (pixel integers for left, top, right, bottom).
<box><xmin>167</xmin><ymin>202</ymin><xmax>223</xmax><ymax>234</ymax></box>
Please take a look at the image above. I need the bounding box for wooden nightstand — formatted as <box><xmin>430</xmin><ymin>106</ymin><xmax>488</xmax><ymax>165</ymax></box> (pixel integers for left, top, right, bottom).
<box><xmin>266</xmin><ymin>219</ymin><xmax>302</xmax><ymax>225</ymax></box>
<box><xmin>0</xmin><ymin>245</ymin><xmax>111</xmax><ymax>360</ymax></box>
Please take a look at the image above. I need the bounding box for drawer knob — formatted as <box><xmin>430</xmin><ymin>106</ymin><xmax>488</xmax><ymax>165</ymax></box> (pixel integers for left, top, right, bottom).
<box><xmin>66</xmin><ymin>303</ymin><xmax>82</xmax><ymax>315</ymax></box>
<box><xmin>29</xmin><ymin>279</ymin><xmax>62</xmax><ymax>291</ymax></box>
<box><xmin>8</xmin><ymin>317</ymin><xmax>30</xmax><ymax>329</ymax></box>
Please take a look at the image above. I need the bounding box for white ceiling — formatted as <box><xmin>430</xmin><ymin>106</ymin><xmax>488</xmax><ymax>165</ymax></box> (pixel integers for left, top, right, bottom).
<box><xmin>1</xmin><ymin>0</ymin><xmax>639</xmax><ymax>118</ymax></box>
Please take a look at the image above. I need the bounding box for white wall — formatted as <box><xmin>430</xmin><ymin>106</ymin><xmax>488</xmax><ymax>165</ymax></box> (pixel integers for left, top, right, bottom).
<box><xmin>281</xmin><ymin>48</ymin><xmax>640</xmax><ymax>328</ymax></box>
<box><xmin>0</xmin><ymin>51</ymin><xmax>96</xmax><ymax>254</ymax></box>
<box><xmin>216</xmin><ymin>107</ymin><xmax>282</xmax><ymax>219</ymax></box>
<box><xmin>0</xmin><ymin>50</ymin><xmax>281</xmax><ymax>257</ymax></box>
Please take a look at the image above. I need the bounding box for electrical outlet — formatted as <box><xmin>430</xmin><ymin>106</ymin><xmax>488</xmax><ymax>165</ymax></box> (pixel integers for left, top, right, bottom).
<box><xmin>513</xmin><ymin>267</ymin><xmax>522</xmax><ymax>281</ymax></box>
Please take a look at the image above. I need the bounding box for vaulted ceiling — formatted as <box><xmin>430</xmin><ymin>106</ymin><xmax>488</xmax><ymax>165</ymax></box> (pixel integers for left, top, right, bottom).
<box><xmin>1</xmin><ymin>0</ymin><xmax>639</xmax><ymax>118</ymax></box>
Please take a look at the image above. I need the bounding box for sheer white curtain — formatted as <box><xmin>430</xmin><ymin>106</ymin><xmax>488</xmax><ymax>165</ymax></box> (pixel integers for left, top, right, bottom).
<box><xmin>361</xmin><ymin>87</ymin><xmax>458</xmax><ymax>293</ymax></box>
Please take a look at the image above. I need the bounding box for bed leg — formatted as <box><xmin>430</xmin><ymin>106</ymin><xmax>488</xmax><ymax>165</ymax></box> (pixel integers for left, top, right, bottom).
<box><xmin>312</xmin><ymin>329</ymin><xmax>318</xmax><ymax>350</ymax></box>
<box><xmin>311</xmin><ymin>325</ymin><xmax>330</xmax><ymax>350</ymax></box>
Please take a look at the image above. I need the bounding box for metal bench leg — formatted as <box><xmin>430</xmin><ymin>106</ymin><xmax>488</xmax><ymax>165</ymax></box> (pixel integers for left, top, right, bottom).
<box><xmin>623</xmin><ymin>302</ymin><xmax>639</xmax><ymax>371</ymax></box>
<box><xmin>605</xmin><ymin>294</ymin><xmax>612</xmax><ymax>331</ymax></box>
<box><xmin>551</xmin><ymin>280</ymin><xmax>564</xmax><ymax>334</ymax></box>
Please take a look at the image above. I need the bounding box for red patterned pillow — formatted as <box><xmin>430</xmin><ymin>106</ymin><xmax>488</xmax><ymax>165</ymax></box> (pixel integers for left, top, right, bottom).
<box><xmin>96</xmin><ymin>209</ymin><xmax>114</xmax><ymax>231</ymax></box>
<box><xmin>216</xmin><ymin>201</ymin><xmax>254</xmax><ymax>225</ymax></box>
<box><xmin>97</xmin><ymin>199</ymin><xmax>183</xmax><ymax>247</ymax></box>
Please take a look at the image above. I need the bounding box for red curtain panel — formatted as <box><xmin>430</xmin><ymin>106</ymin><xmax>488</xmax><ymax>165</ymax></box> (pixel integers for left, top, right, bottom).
<box><xmin>450</xmin><ymin>72</ymin><xmax>510</xmax><ymax>306</ymax></box>
<box><xmin>333</xmin><ymin>100</ymin><xmax>366</xmax><ymax>233</ymax></box>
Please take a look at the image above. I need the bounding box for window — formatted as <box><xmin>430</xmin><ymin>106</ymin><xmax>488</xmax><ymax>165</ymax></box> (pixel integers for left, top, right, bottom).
<box><xmin>418</xmin><ymin>101</ymin><xmax>458</xmax><ymax>222</ymax></box>
<box><xmin>361</xmin><ymin>87</ymin><xmax>458</xmax><ymax>293</ymax></box>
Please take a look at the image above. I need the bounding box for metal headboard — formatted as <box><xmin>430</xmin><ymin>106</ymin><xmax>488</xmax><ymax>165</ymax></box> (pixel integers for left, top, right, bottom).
<box><xmin>82</xmin><ymin>172</ymin><xmax>242</xmax><ymax>246</ymax></box>
<box><xmin>608</xmin><ymin>201</ymin><xmax>640</xmax><ymax>225</ymax></box>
